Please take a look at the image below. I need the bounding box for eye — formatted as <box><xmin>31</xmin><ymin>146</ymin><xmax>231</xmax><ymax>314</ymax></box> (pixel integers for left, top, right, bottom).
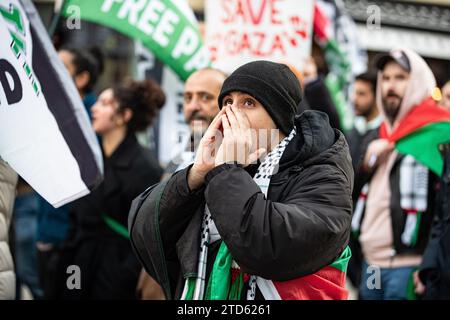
<box><xmin>243</xmin><ymin>98</ymin><xmax>255</xmax><ymax>108</ymax></box>
<box><xmin>201</xmin><ymin>93</ymin><xmax>213</xmax><ymax>101</ymax></box>
<box><xmin>183</xmin><ymin>94</ymin><xmax>192</xmax><ymax>103</ymax></box>
<box><xmin>223</xmin><ymin>98</ymin><xmax>233</xmax><ymax>107</ymax></box>
<box><xmin>100</xmin><ymin>98</ymin><xmax>109</xmax><ymax>107</ymax></box>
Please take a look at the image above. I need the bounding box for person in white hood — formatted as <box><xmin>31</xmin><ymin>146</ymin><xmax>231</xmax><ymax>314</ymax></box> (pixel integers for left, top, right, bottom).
<box><xmin>352</xmin><ymin>48</ymin><xmax>440</xmax><ymax>300</ymax></box>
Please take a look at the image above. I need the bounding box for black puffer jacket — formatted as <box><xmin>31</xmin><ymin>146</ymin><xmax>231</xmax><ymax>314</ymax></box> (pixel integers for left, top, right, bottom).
<box><xmin>419</xmin><ymin>147</ymin><xmax>450</xmax><ymax>299</ymax></box>
<box><xmin>129</xmin><ymin>110</ymin><xmax>354</xmax><ymax>299</ymax></box>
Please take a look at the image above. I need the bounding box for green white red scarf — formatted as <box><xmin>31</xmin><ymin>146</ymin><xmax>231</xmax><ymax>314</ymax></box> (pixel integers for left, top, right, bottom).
<box><xmin>181</xmin><ymin>128</ymin><xmax>351</xmax><ymax>300</ymax></box>
<box><xmin>379</xmin><ymin>97</ymin><xmax>450</xmax><ymax>176</ymax></box>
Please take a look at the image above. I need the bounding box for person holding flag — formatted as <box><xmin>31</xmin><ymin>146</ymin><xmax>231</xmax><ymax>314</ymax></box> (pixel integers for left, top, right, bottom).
<box><xmin>352</xmin><ymin>48</ymin><xmax>450</xmax><ymax>300</ymax></box>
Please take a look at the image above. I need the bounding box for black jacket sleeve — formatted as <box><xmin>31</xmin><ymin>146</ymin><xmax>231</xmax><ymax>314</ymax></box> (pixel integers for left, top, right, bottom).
<box><xmin>418</xmin><ymin>148</ymin><xmax>450</xmax><ymax>298</ymax></box>
<box><xmin>129</xmin><ymin>165</ymin><xmax>204</xmax><ymax>298</ymax></box>
<box><xmin>419</xmin><ymin>214</ymin><xmax>443</xmax><ymax>281</ymax></box>
<box><xmin>204</xmin><ymin>163</ymin><xmax>352</xmax><ymax>281</ymax></box>
<box><xmin>419</xmin><ymin>178</ymin><xmax>446</xmax><ymax>283</ymax></box>
<box><xmin>158</xmin><ymin>166</ymin><xmax>205</xmax><ymax>258</ymax></box>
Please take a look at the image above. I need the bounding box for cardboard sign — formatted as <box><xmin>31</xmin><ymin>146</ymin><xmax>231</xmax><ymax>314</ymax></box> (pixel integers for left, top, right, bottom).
<box><xmin>205</xmin><ymin>0</ymin><xmax>314</xmax><ymax>73</ymax></box>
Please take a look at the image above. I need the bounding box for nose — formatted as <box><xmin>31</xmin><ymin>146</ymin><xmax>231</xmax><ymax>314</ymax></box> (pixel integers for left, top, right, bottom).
<box><xmin>186</xmin><ymin>97</ymin><xmax>202</xmax><ymax>113</ymax></box>
<box><xmin>386</xmin><ymin>78</ymin><xmax>397</xmax><ymax>90</ymax></box>
<box><xmin>91</xmin><ymin>102</ymin><xmax>102</xmax><ymax>116</ymax></box>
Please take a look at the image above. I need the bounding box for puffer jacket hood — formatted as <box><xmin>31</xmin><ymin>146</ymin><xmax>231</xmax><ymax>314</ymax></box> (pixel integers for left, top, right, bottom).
<box><xmin>0</xmin><ymin>159</ymin><xmax>18</xmax><ymax>300</ymax></box>
<box><xmin>280</xmin><ymin>110</ymin><xmax>353</xmax><ymax>187</ymax></box>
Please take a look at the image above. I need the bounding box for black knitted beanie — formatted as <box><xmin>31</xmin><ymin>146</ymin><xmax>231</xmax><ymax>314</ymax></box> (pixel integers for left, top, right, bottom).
<box><xmin>218</xmin><ymin>60</ymin><xmax>302</xmax><ymax>135</ymax></box>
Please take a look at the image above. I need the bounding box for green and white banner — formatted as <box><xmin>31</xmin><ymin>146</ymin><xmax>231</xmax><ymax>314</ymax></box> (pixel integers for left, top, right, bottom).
<box><xmin>61</xmin><ymin>0</ymin><xmax>209</xmax><ymax>80</ymax></box>
<box><xmin>0</xmin><ymin>0</ymin><xmax>103</xmax><ymax>207</ymax></box>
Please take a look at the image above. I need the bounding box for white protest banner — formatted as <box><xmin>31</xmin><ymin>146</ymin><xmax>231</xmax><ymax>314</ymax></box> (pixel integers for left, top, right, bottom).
<box><xmin>205</xmin><ymin>0</ymin><xmax>314</xmax><ymax>73</ymax></box>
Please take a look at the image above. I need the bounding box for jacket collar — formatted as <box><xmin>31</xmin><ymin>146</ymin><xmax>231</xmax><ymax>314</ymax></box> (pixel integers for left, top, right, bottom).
<box><xmin>272</xmin><ymin>110</ymin><xmax>353</xmax><ymax>188</ymax></box>
<box><xmin>106</xmin><ymin>133</ymin><xmax>139</xmax><ymax>169</ymax></box>
<box><xmin>279</xmin><ymin>110</ymin><xmax>335</xmax><ymax>170</ymax></box>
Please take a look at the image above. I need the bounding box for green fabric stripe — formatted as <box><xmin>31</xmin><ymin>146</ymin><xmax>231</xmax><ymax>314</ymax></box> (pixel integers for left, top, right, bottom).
<box><xmin>323</xmin><ymin>39</ymin><xmax>353</xmax><ymax>132</ymax></box>
<box><xmin>228</xmin><ymin>273</ymin><xmax>244</xmax><ymax>300</ymax></box>
<box><xmin>184</xmin><ymin>278</ymin><xmax>196</xmax><ymax>300</ymax></box>
<box><xmin>61</xmin><ymin>0</ymin><xmax>207</xmax><ymax>81</ymax></box>
<box><xmin>328</xmin><ymin>246</ymin><xmax>352</xmax><ymax>273</ymax></box>
<box><xmin>206</xmin><ymin>241</ymin><xmax>232</xmax><ymax>300</ymax></box>
<box><xmin>102</xmin><ymin>214</ymin><xmax>129</xmax><ymax>239</ymax></box>
<box><xmin>411</xmin><ymin>212</ymin><xmax>422</xmax><ymax>247</ymax></box>
<box><xmin>407</xmin><ymin>268</ymin><xmax>418</xmax><ymax>300</ymax></box>
<box><xmin>396</xmin><ymin>121</ymin><xmax>450</xmax><ymax>176</ymax></box>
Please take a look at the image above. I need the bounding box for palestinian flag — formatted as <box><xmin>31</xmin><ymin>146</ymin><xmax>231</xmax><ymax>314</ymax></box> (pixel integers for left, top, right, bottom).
<box><xmin>258</xmin><ymin>246</ymin><xmax>351</xmax><ymax>300</ymax></box>
<box><xmin>380</xmin><ymin>97</ymin><xmax>450</xmax><ymax>176</ymax></box>
<box><xmin>61</xmin><ymin>0</ymin><xmax>209</xmax><ymax>81</ymax></box>
<box><xmin>313</xmin><ymin>0</ymin><xmax>367</xmax><ymax>132</ymax></box>
<box><xmin>0</xmin><ymin>0</ymin><xmax>103</xmax><ymax>207</ymax></box>
<box><xmin>197</xmin><ymin>243</ymin><xmax>351</xmax><ymax>300</ymax></box>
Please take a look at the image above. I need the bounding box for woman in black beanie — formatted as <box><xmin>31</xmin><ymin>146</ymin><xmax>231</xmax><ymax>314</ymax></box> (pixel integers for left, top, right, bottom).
<box><xmin>130</xmin><ymin>61</ymin><xmax>354</xmax><ymax>300</ymax></box>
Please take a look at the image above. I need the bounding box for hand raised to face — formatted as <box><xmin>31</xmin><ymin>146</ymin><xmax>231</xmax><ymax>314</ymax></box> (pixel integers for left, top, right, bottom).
<box><xmin>215</xmin><ymin>105</ymin><xmax>266</xmax><ymax>167</ymax></box>
<box><xmin>187</xmin><ymin>108</ymin><xmax>225</xmax><ymax>190</ymax></box>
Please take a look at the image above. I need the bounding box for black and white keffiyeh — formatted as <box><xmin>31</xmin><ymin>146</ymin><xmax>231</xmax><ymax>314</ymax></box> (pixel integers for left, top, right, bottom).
<box><xmin>181</xmin><ymin>128</ymin><xmax>296</xmax><ymax>300</ymax></box>
<box><xmin>351</xmin><ymin>154</ymin><xmax>429</xmax><ymax>246</ymax></box>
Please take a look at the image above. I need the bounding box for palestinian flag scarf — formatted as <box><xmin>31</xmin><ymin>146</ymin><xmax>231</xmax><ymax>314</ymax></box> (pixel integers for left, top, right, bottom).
<box><xmin>181</xmin><ymin>128</ymin><xmax>351</xmax><ymax>300</ymax></box>
<box><xmin>352</xmin><ymin>97</ymin><xmax>450</xmax><ymax>245</ymax></box>
<box><xmin>379</xmin><ymin>97</ymin><xmax>450</xmax><ymax>176</ymax></box>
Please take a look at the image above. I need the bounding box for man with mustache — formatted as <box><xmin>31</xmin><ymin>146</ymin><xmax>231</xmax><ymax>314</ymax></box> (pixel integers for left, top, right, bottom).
<box><xmin>161</xmin><ymin>68</ymin><xmax>228</xmax><ymax>179</ymax></box>
<box><xmin>351</xmin><ymin>49</ymin><xmax>440</xmax><ymax>300</ymax></box>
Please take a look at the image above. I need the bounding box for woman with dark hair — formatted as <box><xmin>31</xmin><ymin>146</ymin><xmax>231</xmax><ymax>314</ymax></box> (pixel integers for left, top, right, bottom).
<box><xmin>34</xmin><ymin>47</ymin><xmax>105</xmax><ymax>299</ymax></box>
<box><xmin>58</xmin><ymin>47</ymin><xmax>104</xmax><ymax>118</ymax></box>
<box><xmin>56</xmin><ymin>79</ymin><xmax>165</xmax><ymax>300</ymax></box>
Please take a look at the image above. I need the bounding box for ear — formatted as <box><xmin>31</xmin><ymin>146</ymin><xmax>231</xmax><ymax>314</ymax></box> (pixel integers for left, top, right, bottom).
<box><xmin>75</xmin><ymin>71</ymin><xmax>90</xmax><ymax>91</ymax></box>
<box><xmin>121</xmin><ymin>108</ymin><xmax>133</xmax><ymax>124</ymax></box>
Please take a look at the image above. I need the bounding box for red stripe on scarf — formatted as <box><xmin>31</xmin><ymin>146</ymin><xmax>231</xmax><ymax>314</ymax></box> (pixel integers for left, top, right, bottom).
<box><xmin>380</xmin><ymin>97</ymin><xmax>450</xmax><ymax>142</ymax></box>
<box><xmin>272</xmin><ymin>266</ymin><xmax>348</xmax><ymax>300</ymax></box>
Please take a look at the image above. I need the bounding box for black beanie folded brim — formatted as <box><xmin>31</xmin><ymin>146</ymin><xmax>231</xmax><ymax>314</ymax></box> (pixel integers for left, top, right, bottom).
<box><xmin>218</xmin><ymin>61</ymin><xmax>302</xmax><ymax>136</ymax></box>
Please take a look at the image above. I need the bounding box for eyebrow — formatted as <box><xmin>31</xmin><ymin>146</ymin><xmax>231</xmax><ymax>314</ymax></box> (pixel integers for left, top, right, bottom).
<box><xmin>225</xmin><ymin>92</ymin><xmax>253</xmax><ymax>97</ymax></box>
<box><xmin>185</xmin><ymin>91</ymin><xmax>213</xmax><ymax>95</ymax></box>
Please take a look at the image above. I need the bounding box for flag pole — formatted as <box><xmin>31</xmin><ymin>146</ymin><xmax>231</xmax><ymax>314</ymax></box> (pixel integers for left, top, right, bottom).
<box><xmin>48</xmin><ymin>0</ymin><xmax>65</xmax><ymax>37</ymax></box>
